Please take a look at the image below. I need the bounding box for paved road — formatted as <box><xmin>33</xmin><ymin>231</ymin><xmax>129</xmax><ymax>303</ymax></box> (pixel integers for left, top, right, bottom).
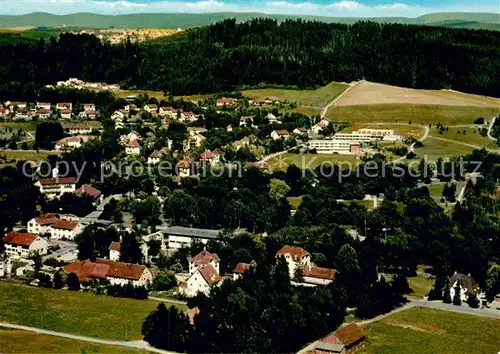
<box><xmin>428</xmin><ymin>135</ymin><xmax>500</xmax><ymax>153</ymax></box>
<box><xmin>0</xmin><ymin>322</ymin><xmax>174</xmax><ymax>353</ymax></box>
<box><xmin>392</xmin><ymin>124</ymin><xmax>430</xmax><ymax>164</ymax></box>
<box><xmin>320</xmin><ymin>80</ymin><xmax>364</xmax><ymax>119</ymax></box>
<box><xmin>149</xmin><ymin>296</ymin><xmax>187</xmax><ymax>306</ymax></box>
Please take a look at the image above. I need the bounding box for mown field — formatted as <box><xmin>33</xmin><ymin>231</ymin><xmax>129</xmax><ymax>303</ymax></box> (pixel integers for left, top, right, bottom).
<box><xmin>0</xmin><ymin>282</ymin><xmax>181</xmax><ymax>341</ymax></box>
<box><xmin>267</xmin><ymin>153</ymin><xmax>358</xmax><ymax>171</ymax></box>
<box><xmin>360</xmin><ymin>307</ymin><xmax>500</xmax><ymax>354</ymax></box>
<box><xmin>0</xmin><ymin>150</ymin><xmax>61</xmax><ymax>162</ymax></box>
<box><xmin>0</xmin><ymin>329</ymin><xmax>146</xmax><ymax>354</ymax></box>
<box><xmin>428</xmin><ymin>126</ymin><xmax>498</xmax><ymax>149</ymax></box>
<box><xmin>326</xmin><ymin>104</ymin><xmax>499</xmax><ymax>125</ymax></box>
<box><xmin>115</xmin><ymin>89</ymin><xmax>167</xmax><ymax>100</ymax></box>
<box><xmin>414</xmin><ymin>136</ymin><xmax>476</xmax><ymax>161</ymax></box>
<box><xmin>243</xmin><ymin>82</ymin><xmax>349</xmax><ymax>115</ymax></box>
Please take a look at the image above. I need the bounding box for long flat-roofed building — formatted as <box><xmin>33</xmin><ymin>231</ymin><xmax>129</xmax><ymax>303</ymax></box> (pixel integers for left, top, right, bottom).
<box><xmin>308</xmin><ymin>139</ymin><xmax>361</xmax><ymax>155</ymax></box>
<box><xmin>156</xmin><ymin>226</ymin><xmax>221</xmax><ymax>249</ymax></box>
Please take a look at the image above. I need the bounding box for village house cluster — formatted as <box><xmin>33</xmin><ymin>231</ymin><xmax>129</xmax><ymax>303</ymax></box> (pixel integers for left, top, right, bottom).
<box><xmin>0</xmin><ymin>100</ymin><xmax>98</xmax><ymax>121</ymax></box>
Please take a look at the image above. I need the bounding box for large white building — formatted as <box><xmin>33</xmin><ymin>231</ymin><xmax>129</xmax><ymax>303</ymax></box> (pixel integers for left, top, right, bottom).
<box><xmin>308</xmin><ymin>139</ymin><xmax>361</xmax><ymax>155</ymax></box>
<box><xmin>49</xmin><ymin>219</ymin><xmax>82</xmax><ymax>241</ymax></box>
<box><xmin>61</xmin><ymin>258</ymin><xmax>153</xmax><ymax>287</ymax></box>
<box><xmin>27</xmin><ymin>214</ymin><xmax>59</xmax><ymax>235</ymax></box>
<box><xmin>4</xmin><ymin>231</ymin><xmax>48</xmax><ymax>259</ymax></box>
<box><xmin>183</xmin><ymin>250</ymin><xmax>222</xmax><ymax>297</ymax></box>
<box><xmin>35</xmin><ymin>177</ymin><xmax>76</xmax><ymax>199</ymax></box>
<box><xmin>158</xmin><ymin>226</ymin><xmax>221</xmax><ymax>249</ymax></box>
<box><xmin>355</xmin><ymin>128</ymin><xmax>401</xmax><ymax>141</ymax></box>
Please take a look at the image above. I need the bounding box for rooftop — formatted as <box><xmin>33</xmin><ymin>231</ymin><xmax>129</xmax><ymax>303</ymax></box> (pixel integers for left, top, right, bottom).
<box><xmin>158</xmin><ymin>226</ymin><xmax>220</xmax><ymax>239</ymax></box>
<box><xmin>4</xmin><ymin>231</ymin><xmax>38</xmax><ymax>247</ymax></box>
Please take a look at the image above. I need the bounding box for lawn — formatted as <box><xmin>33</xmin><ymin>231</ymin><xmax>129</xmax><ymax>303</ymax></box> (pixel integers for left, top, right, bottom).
<box><xmin>0</xmin><ymin>149</ymin><xmax>61</xmax><ymax>162</ymax></box>
<box><xmin>428</xmin><ymin>126</ymin><xmax>498</xmax><ymax>149</ymax></box>
<box><xmin>115</xmin><ymin>90</ymin><xmax>166</xmax><ymax>100</ymax></box>
<box><xmin>326</xmin><ymin>104</ymin><xmax>499</xmax><ymax>126</ymax></box>
<box><xmin>360</xmin><ymin>307</ymin><xmax>500</xmax><ymax>354</ymax></box>
<box><xmin>0</xmin><ymin>329</ymin><xmax>147</xmax><ymax>353</ymax></box>
<box><xmin>426</xmin><ymin>183</ymin><xmax>446</xmax><ymax>201</ymax></box>
<box><xmin>268</xmin><ymin>153</ymin><xmax>358</xmax><ymax>171</ymax></box>
<box><xmin>0</xmin><ymin>121</ymin><xmax>37</xmax><ymax>132</ymax></box>
<box><xmin>287</xmin><ymin>196</ymin><xmax>303</xmax><ymax>210</ymax></box>
<box><xmin>243</xmin><ymin>82</ymin><xmax>349</xmax><ymax>110</ymax></box>
<box><xmin>407</xmin><ymin>275</ymin><xmax>435</xmax><ymax>298</ymax></box>
<box><xmin>0</xmin><ymin>282</ymin><xmax>180</xmax><ymax>341</ymax></box>
<box><xmin>414</xmin><ymin>136</ymin><xmax>476</xmax><ymax>162</ymax></box>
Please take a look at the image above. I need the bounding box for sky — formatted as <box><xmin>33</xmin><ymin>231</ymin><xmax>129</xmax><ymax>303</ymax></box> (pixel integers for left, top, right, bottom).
<box><xmin>1</xmin><ymin>0</ymin><xmax>498</xmax><ymax>16</ymax></box>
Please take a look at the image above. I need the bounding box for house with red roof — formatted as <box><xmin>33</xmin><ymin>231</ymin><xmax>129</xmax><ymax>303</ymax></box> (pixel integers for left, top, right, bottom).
<box><xmin>314</xmin><ymin>323</ymin><xmax>365</xmax><ymax>354</ymax></box>
<box><xmin>27</xmin><ymin>214</ymin><xmax>59</xmax><ymax>235</ymax></box>
<box><xmin>189</xmin><ymin>249</ymin><xmax>220</xmax><ymax>275</ymax></box>
<box><xmin>50</xmin><ymin>219</ymin><xmax>82</xmax><ymax>241</ymax></box>
<box><xmin>232</xmin><ymin>261</ymin><xmax>256</xmax><ymax>280</ymax></box>
<box><xmin>109</xmin><ymin>241</ymin><xmax>121</xmax><ymax>261</ymax></box>
<box><xmin>199</xmin><ymin>150</ymin><xmax>220</xmax><ymax>165</ymax></box>
<box><xmin>182</xmin><ymin>250</ymin><xmax>222</xmax><ymax>297</ymax></box>
<box><xmin>239</xmin><ymin>116</ymin><xmax>253</xmax><ymax>127</ymax></box>
<box><xmin>60</xmin><ymin>258</ymin><xmax>153</xmax><ymax>287</ymax></box>
<box><xmin>125</xmin><ymin>139</ymin><xmax>141</xmax><ymax>156</ymax></box>
<box><xmin>35</xmin><ymin>177</ymin><xmax>76</xmax><ymax>200</ymax></box>
<box><xmin>4</xmin><ymin>231</ymin><xmax>48</xmax><ymax>259</ymax></box>
<box><xmin>216</xmin><ymin>97</ymin><xmax>237</xmax><ymax>107</ymax></box>
<box><xmin>271</xmin><ymin>129</ymin><xmax>290</xmax><ymax>140</ymax></box>
<box><xmin>75</xmin><ymin>184</ymin><xmax>102</xmax><ymax>205</ymax></box>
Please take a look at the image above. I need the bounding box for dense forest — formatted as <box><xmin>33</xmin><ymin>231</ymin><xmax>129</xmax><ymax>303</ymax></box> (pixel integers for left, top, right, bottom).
<box><xmin>0</xmin><ymin>19</ymin><xmax>499</xmax><ymax>97</ymax></box>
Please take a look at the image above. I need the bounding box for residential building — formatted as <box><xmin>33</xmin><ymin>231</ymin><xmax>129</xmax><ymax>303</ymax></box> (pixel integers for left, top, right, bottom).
<box><xmin>180</xmin><ymin>111</ymin><xmax>196</xmax><ymax>123</ymax></box>
<box><xmin>314</xmin><ymin>323</ymin><xmax>366</xmax><ymax>354</ymax></box>
<box><xmin>443</xmin><ymin>272</ymin><xmax>483</xmax><ymax>303</ymax></box>
<box><xmin>240</xmin><ymin>116</ymin><xmax>253</xmax><ymax>127</ymax></box>
<box><xmin>35</xmin><ymin>177</ymin><xmax>76</xmax><ymax>199</ymax></box>
<box><xmin>124</xmin><ymin>104</ymin><xmax>138</xmax><ymax>113</ymax></box>
<box><xmin>125</xmin><ymin>139</ymin><xmax>141</xmax><ymax>156</ymax></box>
<box><xmin>311</xmin><ymin>120</ymin><xmax>330</xmax><ymax>134</ymax></box>
<box><xmin>271</xmin><ymin>129</ymin><xmax>290</xmax><ymax>140</ymax></box>
<box><xmin>144</xmin><ymin>104</ymin><xmax>158</xmax><ymax>114</ymax></box>
<box><xmin>177</xmin><ymin>159</ymin><xmax>193</xmax><ymax>177</ymax></box>
<box><xmin>492</xmin><ymin>294</ymin><xmax>500</xmax><ymax>310</ymax></box>
<box><xmin>109</xmin><ymin>241</ymin><xmax>121</xmax><ymax>261</ymax></box>
<box><xmin>148</xmin><ymin>146</ymin><xmax>171</xmax><ymax>164</ymax></box>
<box><xmin>226</xmin><ymin>124</ymin><xmax>233</xmax><ymax>132</ymax></box>
<box><xmin>36</xmin><ymin>102</ymin><xmax>51</xmax><ymax>110</ymax></box>
<box><xmin>27</xmin><ymin>214</ymin><xmax>59</xmax><ymax>235</ymax></box>
<box><xmin>83</xmin><ymin>103</ymin><xmax>95</xmax><ymax>111</ymax></box>
<box><xmin>0</xmin><ymin>256</ymin><xmax>12</xmax><ymax>277</ymax></box>
<box><xmin>189</xmin><ymin>250</ymin><xmax>220</xmax><ymax>275</ymax></box>
<box><xmin>293</xmin><ymin>127</ymin><xmax>308</xmax><ymax>135</ymax></box>
<box><xmin>308</xmin><ymin>139</ymin><xmax>361</xmax><ymax>155</ymax></box>
<box><xmin>232</xmin><ymin>262</ymin><xmax>255</xmax><ymax>280</ymax></box>
<box><xmin>56</xmin><ymin>102</ymin><xmax>72</xmax><ymax>111</ymax></box>
<box><xmin>276</xmin><ymin>245</ymin><xmax>311</xmax><ymax>279</ymax></box>
<box><xmin>0</xmin><ymin>107</ymin><xmax>9</xmax><ymax>117</ymax></box>
<box><xmin>78</xmin><ymin>110</ymin><xmax>97</xmax><ymax>119</ymax></box>
<box><xmin>61</xmin><ymin>258</ymin><xmax>153</xmax><ymax>287</ymax></box>
<box><xmin>184</xmin><ymin>263</ymin><xmax>222</xmax><ymax>297</ymax></box>
<box><xmin>38</xmin><ymin>109</ymin><xmax>51</xmax><ymax>119</ymax></box>
<box><xmin>267</xmin><ymin>113</ymin><xmax>279</xmax><ymax>123</ymax></box>
<box><xmin>14</xmin><ymin>109</ymin><xmax>30</xmax><ymax>120</ymax></box>
<box><xmin>75</xmin><ymin>184</ymin><xmax>102</xmax><ymax>205</ymax></box>
<box><xmin>160</xmin><ymin>226</ymin><xmax>220</xmax><ymax>249</ymax></box>
<box><xmin>4</xmin><ymin>231</ymin><xmax>48</xmax><ymax>259</ymax></box>
<box><xmin>159</xmin><ymin>106</ymin><xmax>177</xmax><ymax>118</ymax></box>
<box><xmin>55</xmin><ymin>136</ymin><xmax>84</xmax><ymax>151</ymax></box>
<box><xmin>200</xmin><ymin>150</ymin><xmax>220</xmax><ymax>165</ymax></box>
<box><xmin>50</xmin><ymin>219</ymin><xmax>82</xmax><ymax>240</ymax></box>
<box><xmin>6</xmin><ymin>101</ymin><xmax>27</xmax><ymax>110</ymax></box>
<box><xmin>216</xmin><ymin>97</ymin><xmax>236</xmax><ymax>107</ymax></box>
<box><xmin>60</xmin><ymin>109</ymin><xmax>72</xmax><ymax>120</ymax></box>
<box><xmin>111</xmin><ymin>110</ymin><xmax>125</xmax><ymax>121</ymax></box>
<box><xmin>302</xmin><ymin>266</ymin><xmax>336</xmax><ymax>286</ymax></box>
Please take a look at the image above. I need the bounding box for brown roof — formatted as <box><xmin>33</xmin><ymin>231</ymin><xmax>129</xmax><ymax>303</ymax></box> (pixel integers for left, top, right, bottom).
<box><xmin>34</xmin><ymin>214</ymin><xmax>59</xmax><ymax>225</ymax></box>
<box><xmin>109</xmin><ymin>241</ymin><xmax>121</xmax><ymax>252</ymax></box>
<box><xmin>240</xmin><ymin>116</ymin><xmax>252</xmax><ymax>121</ymax></box>
<box><xmin>276</xmin><ymin>245</ymin><xmax>309</xmax><ymax>259</ymax></box>
<box><xmin>62</xmin><ymin>258</ymin><xmax>146</xmax><ymax>281</ymax></box>
<box><xmin>75</xmin><ymin>184</ymin><xmax>101</xmax><ymax>199</ymax></box>
<box><xmin>191</xmin><ymin>250</ymin><xmax>220</xmax><ymax>266</ymax></box>
<box><xmin>63</xmin><ymin>123</ymin><xmax>90</xmax><ymax>130</ymax></box>
<box><xmin>51</xmin><ymin>219</ymin><xmax>78</xmax><ymax>231</ymax></box>
<box><xmin>197</xmin><ymin>264</ymin><xmax>222</xmax><ymax>285</ymax></box>
<box><xmin>334</xmin><ymin>323</ymin><xmax>365</xmax><ymax>347</ymax></box>
<box><xmin>233</xmin><ymin>262</ymin><xmax>253</xmax><ymax>274</ymax></box>
<box><xmin>303</xmin><ymin>266</ymin><xmax>336</xmax><ymax>280</ymax></box>
<box><xmin>126</xmin><ymin>139</ymin><xmax>140</xmax><ymax>148</ymax></box>
<box><xmin>177</xmin><ymin>159</ymin><xmax>191</xmax><ymax>169</ymax></box>
<box><xmin>39</xmin><ymin>177</ymin><xmax>76</xmax><ymax>185</ymax></box>
<box><xmin>4</xmin><ymin>231</ymin><xmax>38</xmax><ymax>247</ymax></box>
<box><xmin>200</xmin><ymin>150</ymin><xmax>216</xmax><ymax>160</ymax></box>
<box><xmin>39</xmin><ymin>109</ymin><xmax>50</xmax><ymax>114</ymax></box>
<box><xmin>274</xmin><ymin>129</ymin><xmax>289</xmax><ymax>135</ymax></box>
<box><xmin>217</xmin><ymin>97</ymin><xmax>236</xmax><ymax>104</ymax></box>
<box><xmin>183</xmin><ymin>111</ymin><xmax>194</xmax><ymax>116</ymax></box>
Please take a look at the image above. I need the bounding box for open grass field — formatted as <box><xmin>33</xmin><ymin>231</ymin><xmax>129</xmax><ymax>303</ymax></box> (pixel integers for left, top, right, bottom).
<box><xmin>407</xmin><ymin>275</ymin><xmax>435</xmax><ymax>298</ymax></box>
<box><xmin>243</xmin><ymin>82</ymin><xmax>349</xmax><ymax>114</ymax></box>
<box><xmin>0</xmin><ymin>282</ymin><xmax>182</xmax><ymax>341</ymax></box>
<box><xmin>429</xmin><ymin>126</ymin><xmax>498</xmax><ymax>149</ymax></box>
<box><xmin>0</xmin><ymin>150</ymin><xmax>60</xmax><ymax>162</ymax></box>
<box><xmin>342</xmin><ymin>123</ymin><xmax>426</xmax><ymax>140</ymax></box>
<box><xmin>360</xmin><ymin>307</ymin><xmax>500</xmax><ymax>354</ymax></box>
<box><xmin>326</xmin><ymin>104</ymin><xmax>499</xmax><ymax>126</ymax></box>
<box><xmin>115</xmin><ymin>90</ymin><xmax>167</xmax><ymax>100</ymax></box>
<box><xmin>268</xmin><ymin>153</ymin><xmax>358</xmax><ymax>171</ymax></box>
<box><xmin>287</xmin><ymin>196</ymin><xmax>303</xmax><ymax>210</ymax></box>
<box><xmin>336</xmin><ymin>82</ymin><xmax>500</xmax><ymax>107</ymax></box>
<box><xmin>0</xmin><ymin>121</ymin><xmax>37</xmax><ymax>131</ymax></box>
<box><xmin>414</xmin><ymin>136</ymin><xmax>476</xmax><ymax>161</ymax></box>
<box><xmin>426</xmin><ymin>183</ymin><xmax>446</xmax><ymax>201</ymax></box>
<box><xmin>0</xmin><ymin>329</ymin><xmax>146</xmax><ymax>353</ymax></box>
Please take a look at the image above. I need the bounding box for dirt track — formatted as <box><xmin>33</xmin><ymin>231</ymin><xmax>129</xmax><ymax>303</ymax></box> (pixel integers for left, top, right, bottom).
<box><xmin>334</xmin><ymin>82</ymin><xmax>499</xmax><ymax>107</ymax></box>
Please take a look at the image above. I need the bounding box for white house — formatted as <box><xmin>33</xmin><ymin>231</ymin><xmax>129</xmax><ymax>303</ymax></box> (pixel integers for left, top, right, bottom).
<box><xmin>36</xmin><ymin>102</ymin><xmax>51</xmax><ymax>110</ymax></box>
<box><xmin>125</xmin><ymin>139</ymin><xmax>141</xmax><ymax>156</ymax></box>
<box><xmin>60</xmin><ymin>109</ymin><xmax>72</xmax><ymax>120</ymax></box>
<box><xmin>293</xmin><ymin>127</ymin><xmax>308</xmax><ymax>135</ymax></box>
<box><xmin>83</xmin><ymin>103</ymin><xmax>95</xmax><ymax>111</ymax></box>
<box><xmin>443</xmin><ymin>272</ymin><xmax>483</xmax><ymax>303</ymax></box>
<box><xmin>216</xmin><ymin>97</ymin><xmax>236</xmax><ymax>107</ymax></box>
<box><xmin>199</xmin><ymin>150</ymin><xmax>220</xmax><ymax>165</ymax></box>
<box><xmin>49</xmin><ymin>219</ymin><xmax>82</xmax><ymax>241</ymax></box>
<box><xmin>271</xmin><ymin>129</ymin><xmax>290</xmax><ymax>140</ymax></box>
<box><xmin>112</xmin><ymin>110</ymin><xmax>125</xmax><ymax>121</ymax></box>
<box><xmin>161</xmin><ymin>226</ymin><xmax>220</xmax><ymax>249</ymax></box>
<box><xmin>240</xmin><ymin>116</ymin><xmax>253</xmax><ymax>127</ymax></box>
<box><xmin>35</xmin><ymin>177</ymin><xmax>76</xmax><ymax>199</ymax></box>
<box><xmin>148</xmin><ymin>146</ymin><xmax>171</xmax><ymax>164</ymax></box>
<box><xmin>56</xmin><ymin>102</ymin><xmax>72</xmax><ymax>111</ymax></box>
<box><xmin>176</xmin><ymin>159</ymin><xmax>193</xmax><ymax>177</ymax></box>
<box><xmin>189</xmin><ymin>250</ymin><xmax>220</xmax><ymax>275</ymax></box>
<box><xmin>312</xmin><ymin>119</ymin><xmax>330</xmax><ymax>134</ymax></box>
<box><xmin>38</xmin><ymin>109</ymin><xmax>51</xmax><ymax>119</ymax></box>
<box><xmin>27</xmin><ymin>214</ymin><xmax>59</xmax><ymax>235</ymax></box>
<box><xmin>276</xmin><ymin>245</ymin><xmax>311</xmax><ymax>279</ymax></box>
<box><xmin>0</xmin><ymin>256</ymin><xmax>12</xmax><ymax>277</ymax></box>
<box><xmin>109</xmin><ymin>241</ymin><xmax>121</xmax><ymax>261</ymax></box>
<box><xmin>184</xmin><ymin>263</ymin><xmax>222</xmax><ymax>297</ymax></box>
<box><xmin>267</xmin><ymin>113</ymin><xmax>280</xmax><ymax>123</ymax></box>
<box><xmin>55</xmin><ymin>136</ymin><xmax>84</xmax><ymax>151</ymax></box>
<box><xmin>232</xmin><ymin>262</ymin><xmax>255</xmax><ymax>280</ymax></box>
<box><xmin>144</xmin><ymin>104</ymin><xmax>158</xmax><ymax>114</ymax></box>
<box><xmin>61</xmin><ymin>258</ymin><xmax>153</xmax><ymax>287</ymax></box>
<box><xmin>4</xmin><ymin>231</ymin><xmax>48</xmax><ymax>259</ymax></box>
<box><xmin>124</xmin><ymin>104</ymin><xmax>138</xmax><ymax>113</ymax></box>
<box><xmin>63</xmin><ymin>123</ymin><xmax>92</xmax><ymax>135</ymax></box>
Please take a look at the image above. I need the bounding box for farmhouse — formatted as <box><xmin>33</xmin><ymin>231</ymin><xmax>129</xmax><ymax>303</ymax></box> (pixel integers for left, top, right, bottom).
<box><xmin>4</xmin><ymin>231</ymin><xmax>48</xmax><ymax>259</ymax></box>
<box><xmin>59</xmin><ymin>109</ymin><xmax>72</xmax><ymax>120</ymax></box>
<box><xmin>27</xmin><ymin>214</ymin><xmax>59</xmax><ymax>235</ymax></box>
<box><xmin>35</xmin><ymin>177</ymin><xmax>76</xmax><ymax>199</ymax></box>
<box><xmin>144</xmin><ymin>104</ymin><xmax>158</xmax><ymax>114</ymax></box>
<box><xmin>276</xmin><ymin>245</ymin><xmax>311</xmax><ymax>279</ymax></box>
<box><xmin>36</xmin><ymin>102</ymin><xmax>51</xmax><ymax>110</ymax></box>
<box><xmin>56</xmin><ymin>102</ymin><xmax>72</xmax><ymax>111</ymax></box>
<box><xmin>38</xmin><ymin>109</ymin><xmax>51</xmax><ymax>119</ymax></box>
<box><xmin>271</xmin><ymin>129</ymin><xmax>290</xmax><ymax>140</ymax></box>
<box><xmin>315</xmin><ymin>323</ymin><xmax>366</xmax><ymax>354</ymax></box>
<box><xmin>125</xmin><ymin>139</ymin><xmax>141</xmax><ymax>156</ymax></box>
<box><xmin>109</xmin><ymin>241</ymin><xmax>121</xmax><ymax>261</ymax></box>
<box><xmin>50</xmin><ymin>219</ymin><xmax>82</xmax><ymax>241</ymax></box>
<box><xmin>216</xmin><ymin>97</ymin><xmax>237</xmax><ymax>106</ymax></box>
<box><xmin>159</xmin><ymin>225</ymin><xmax>221</xmax><ymax>249</ymax></box>
<box><xmin>189</xmin><ymin>249</ymin><xmax>220</xmax><ymax>275</ymax></box>
<box><xmin>232</xmin><ymin>262</ymin><xmax>256</xmax><ymax>280</ymax></box>
<box><xmin>61</xmin><ymin>258</ymin><xmax>153</xmax><ymax>287</ymax></box>
<box><xmin>75</xmin><ymin>184</ymin><xmax>102</xmax><ymax>205</ymax></box>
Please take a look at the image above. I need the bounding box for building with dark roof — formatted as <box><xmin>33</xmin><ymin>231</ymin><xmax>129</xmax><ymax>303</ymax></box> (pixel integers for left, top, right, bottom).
<box><xmin>315</xmin><ymin>323</ymin><xmax>366</xmax><ymax>354</ymax></box>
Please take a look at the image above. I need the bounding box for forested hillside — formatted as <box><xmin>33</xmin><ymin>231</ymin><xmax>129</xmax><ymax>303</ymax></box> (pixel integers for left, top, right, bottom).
<box><xmin>0</xmin><ymin>19</ymin><xmax>499</xmax><ymax>97</ymax></box>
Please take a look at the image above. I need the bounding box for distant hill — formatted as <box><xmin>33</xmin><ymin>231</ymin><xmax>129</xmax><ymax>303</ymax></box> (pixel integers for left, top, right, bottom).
<box><xmin>0</xmin><ymin>11</ymin><xmax>498</xmax><ymax>30</ymax></box>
